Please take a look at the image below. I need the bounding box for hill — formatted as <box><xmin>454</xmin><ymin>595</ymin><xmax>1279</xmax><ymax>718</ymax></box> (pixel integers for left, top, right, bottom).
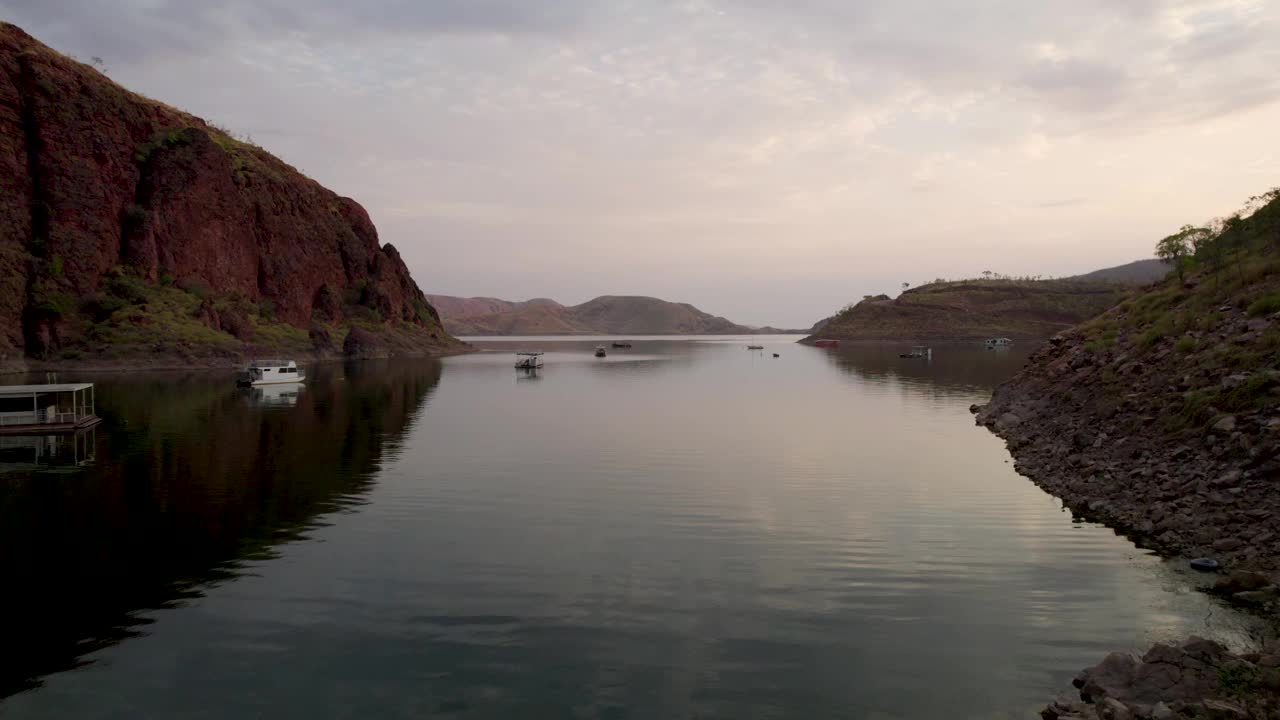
<box><xmin>425</xmin><ymin>294</ymin><xmax>785</xmax><ymax>335</ymax></box>
<box><xmin>977</xmin><ymin>188</ymin><xmax>1280</xmax><ymax>573</ymax></box>
<box><xmin>801</xmin><ymin>279</ymin><xmax>1125</xmax><ymax>344</ymax></box>
<box><xmin>1067</xmin><ymin>258</ymin><xmax>1171</xmax><ymax>284</ymax></box>
<box><xmin>0</xmin><ymin>23</ymin><xmax>461</xmax><ymax>372</ymax></box>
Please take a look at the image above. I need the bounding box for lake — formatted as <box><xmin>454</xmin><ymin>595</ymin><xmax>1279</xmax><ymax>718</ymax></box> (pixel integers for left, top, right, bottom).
<box><xmin>0</xmin><ymin>336</ymin><xmax>1256</xmax><ymax>719</ymax></box>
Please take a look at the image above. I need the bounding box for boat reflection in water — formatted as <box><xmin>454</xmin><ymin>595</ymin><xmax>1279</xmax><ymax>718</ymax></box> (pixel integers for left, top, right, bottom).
<box><xmin>0</xmin><ymin>427</ymin><xmax>96</xmax><ymax>473</ymax></box>
<box><xmin>244</xmin><ymin>384</ymin><xmax>303</xmax><ymax>407</ymax></box>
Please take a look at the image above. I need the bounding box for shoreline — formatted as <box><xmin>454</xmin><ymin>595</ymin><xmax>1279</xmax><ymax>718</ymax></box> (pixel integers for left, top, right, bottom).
<box><xmin>1</xmin><ymin>345</ymin><xmax>477</xmax><ymax>377</ymax></box>
<box><xmin>972</xmin><ymin>319</ymin><xmax>1280</xmax><ymax>716</ymax></box>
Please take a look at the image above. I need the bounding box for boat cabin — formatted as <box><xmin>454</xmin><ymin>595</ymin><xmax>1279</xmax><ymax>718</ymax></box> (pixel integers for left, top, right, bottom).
<box><xmin>0</xmin><ymin>383</ymin><xmax>100</xmax><ymax>435</ymax></box>
<box><xmin>238</xmin><ymin>359</ymin><xmax>305</xmax><ymax>386</ymax></box>
<box><xmin>515</xmin><ymin>352</ymin><xmax>545</xmax><ymax>369</ymax></box>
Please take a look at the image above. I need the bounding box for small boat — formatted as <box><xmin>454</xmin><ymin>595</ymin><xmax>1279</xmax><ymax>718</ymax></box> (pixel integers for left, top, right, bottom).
<box><xmin>985</xmin><ymin>337</ymin><xmax>1013</xmax><ymax>349</ymax></box>
<box><xmin>612</xmin><ymin>341</ymin><xmax>633</xmax><ymax>348</ymax></box>
<box><xmin>236</xmin><ymin>359</ymin><xmax>305</xmax><ymax>386</ymax></box>
<box><xmin>899</xmin><ymin>346</ymin><xmax>932</xmax><ymax>359</ymax></box>
<box><xmin>772</xmin><ymin>353</ymin><xmax>780</xmax><ymax>358</ymax></box>
<box><xmin>813</xmin><ymin>339</ymin><xmax>839</xmax><ymax>348</ymax></box>
<box><xmin>747</xmin><ymin>344</ymin><xmax>764</xmax><ymax>350</ymax></box>
<box><xmin>594</xmin><ymin>345</ymin><xmax>607</xmax><ymax>358</ymax></box>
<box><xmin>514</xmin><ymin>351</ymin><xmax>544</xmax><ymax>369</ymax></box>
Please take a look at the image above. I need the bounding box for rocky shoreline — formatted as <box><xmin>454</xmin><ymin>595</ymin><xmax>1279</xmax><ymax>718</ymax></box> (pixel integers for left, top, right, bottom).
<box><xmin>1042</xmin><ymin>636</ymin><xmax>1280</xmax><ymax>719</ymax></box>
<box><xmin>973</xmin><ymin>304</ymin><xmax>1280</xmax><ymax>579</ymax></box>
<box><xmin>971</xmin><ymin>281</ymin><xmax>1280</xmax><ymax>714</ymax></box>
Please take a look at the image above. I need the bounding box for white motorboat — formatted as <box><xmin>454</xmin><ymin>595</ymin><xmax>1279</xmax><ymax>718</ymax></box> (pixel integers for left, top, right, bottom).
<box><xmin>237</xmin><ymin>359</ymin><xmax>305</xmax><ymax>386</ymax></box>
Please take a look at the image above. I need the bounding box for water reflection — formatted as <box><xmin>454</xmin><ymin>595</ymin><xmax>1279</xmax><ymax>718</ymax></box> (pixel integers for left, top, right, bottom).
<box><xmin>244</xmin><ymin>384</ymin><xmax>304</xmax><ymax>407</ymax></box>
<box><xmin>822</xmin><ymin>343</ymin><xmax>1035</xmax><ymax>398</ymax></box>
<box><xmin>0</xmin><ymin>428</ymin><xmax>96</xmax><ymax>472</ymax></box>
<box><xmin>0</xmin><ymin>360</ymin><xmax>441</xmax><ymax>697</ymax></box>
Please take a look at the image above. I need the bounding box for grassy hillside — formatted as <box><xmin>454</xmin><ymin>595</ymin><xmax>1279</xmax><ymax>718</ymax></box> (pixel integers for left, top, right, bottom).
<box><xmin>1068</xmin><ymin>258</ymin><xmax>1171</xmax><ymax>285</ymax></box>
<box><xmin>804</xmin><ymin>278</ymin><xmax>1125</xmax><ymax>343</ymax></box>
<box><xmin>977</xmin><ymin>187</ymin><xmax>1280</xmax><ymax>571</ymax></box>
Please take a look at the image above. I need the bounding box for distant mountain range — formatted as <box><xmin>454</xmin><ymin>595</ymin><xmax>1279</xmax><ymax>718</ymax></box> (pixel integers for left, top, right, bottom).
<box><xmin>426</xmin><ymin>295</ymin><xmax>801</xmax><ymax>336</ymax></box>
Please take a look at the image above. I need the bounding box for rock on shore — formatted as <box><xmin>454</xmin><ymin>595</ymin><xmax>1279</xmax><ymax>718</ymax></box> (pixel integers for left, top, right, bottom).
<box><xmin>1042</xmin><ymin>636</ymin><xmax>1280</xmax><ymax>719</ymax></box>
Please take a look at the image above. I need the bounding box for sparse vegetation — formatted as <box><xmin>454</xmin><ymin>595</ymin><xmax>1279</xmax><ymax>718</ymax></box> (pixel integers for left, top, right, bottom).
<box><xmin>1247</xmin><ymin>292</ymin><xmax>1280</xmax><ymax>317</ymax></box>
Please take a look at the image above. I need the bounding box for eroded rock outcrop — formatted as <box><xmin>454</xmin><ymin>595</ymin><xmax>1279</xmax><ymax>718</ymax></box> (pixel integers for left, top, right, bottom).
<box><xmin>0</xmin><ymin>22</ymin><xmax>460</xmax><ymax>368</ymax></box>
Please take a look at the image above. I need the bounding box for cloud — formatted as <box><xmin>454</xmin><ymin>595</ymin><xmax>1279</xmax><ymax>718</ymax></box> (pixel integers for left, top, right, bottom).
<box><xmin>1</xmin><ymin>0</ymin><xmax>1278</xmax><ymax>327</ymax></box>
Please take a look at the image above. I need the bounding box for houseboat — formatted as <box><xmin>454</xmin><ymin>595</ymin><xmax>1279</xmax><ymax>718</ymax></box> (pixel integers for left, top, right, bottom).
<box><xmin>747</xmin><ymin>344</ymin><xmax>764</xmax><ymax>350</ymax></box>
<box><xmin>612</xmin><ymin>341</ymin><xmax>633</xmax><ymax>348</ymax></box>
<box><xmin>0</xmin><ymin>382</ymin><xmax>101</xmax><ymax>435</ymax></box>
<box><xmin>899</xmin><ymin>346</ymin><xmax>932</xmax><ymax>359</ymax></box>
<box><xmin>236</xmin><ymin>359</ymin><xmax>305</xmax><ymax>387</ymax></box>
<box><xmin>515</xmin><ymin>351</ymin><xmax>544</xmax><ymax>369</ymax></box>
<box><xmin>985</xmin><ymin>337</ymin><xmax>1013</xmax><ymax>349</ymax></box>
<box><xmin>813</xmin><ymin>339</ymin><xmax>840</xmax><ymax>348</ymax></box>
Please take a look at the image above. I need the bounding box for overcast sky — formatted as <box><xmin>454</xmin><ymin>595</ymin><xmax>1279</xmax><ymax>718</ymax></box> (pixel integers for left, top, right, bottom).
<box><xmin>4</xmin><ymin>1</ymin><xmax>1278</xmax><ymax>327</ymax></box>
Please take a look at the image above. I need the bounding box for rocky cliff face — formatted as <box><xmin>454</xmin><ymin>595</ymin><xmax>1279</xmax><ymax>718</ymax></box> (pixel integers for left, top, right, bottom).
<box><xmin>0</xmin><ymin>23</ymin><xmax>459</xmax><ymax>370</ymax></box>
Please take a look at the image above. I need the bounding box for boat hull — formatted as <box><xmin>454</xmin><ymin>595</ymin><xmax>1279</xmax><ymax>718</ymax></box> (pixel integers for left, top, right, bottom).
<box><xmin>239</xmin><ymin>377</ymin><xmax>306</xmax><ymax>387</ymax></box>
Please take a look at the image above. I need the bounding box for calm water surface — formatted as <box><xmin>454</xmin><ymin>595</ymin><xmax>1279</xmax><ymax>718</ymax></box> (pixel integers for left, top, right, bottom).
<box><xmin>0</xmin><ymin>337</ymin><xmax>1255</xmax><ymax>719</ymax></box>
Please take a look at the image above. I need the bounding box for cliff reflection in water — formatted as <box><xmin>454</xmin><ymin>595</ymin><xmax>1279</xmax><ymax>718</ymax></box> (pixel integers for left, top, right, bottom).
<box><xmin>0</xmin><ymin>360</ymin><xmax>442</xmax><ymax>698</ymax></box>
<box><xmin>823</xmin><ymin>344</ymin><xmax>1034</xmax><ymax>399</ymax></box>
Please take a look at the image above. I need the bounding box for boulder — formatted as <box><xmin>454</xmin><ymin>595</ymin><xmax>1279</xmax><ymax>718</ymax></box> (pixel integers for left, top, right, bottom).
<box><xmin>342</xmin><ymin>326</ymin><xmax>383</xmax><ymax>358</ymax></box>
<box><xmin>1214</xmin><ymin>571</ymin><xmax>1271</xmax><ymax>594</ymax></box>
<box><xmin>1211</xmin><ymin>416</ymin><xmax>1237</xmax><ymax>434</ymax></box>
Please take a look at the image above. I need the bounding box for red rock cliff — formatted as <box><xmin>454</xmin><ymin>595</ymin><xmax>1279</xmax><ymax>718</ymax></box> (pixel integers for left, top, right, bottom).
<box><xmin>0</xmin><ymin>22</ymin><xmax>456</xmax><ymax>370</ymax></box>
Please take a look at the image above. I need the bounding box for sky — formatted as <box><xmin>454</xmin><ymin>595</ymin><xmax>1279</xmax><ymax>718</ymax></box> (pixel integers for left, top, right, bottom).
<box><xmin>3</xmin><ymin>1</ymin><xmax>1279</xmax><ymax>328</ymax></box>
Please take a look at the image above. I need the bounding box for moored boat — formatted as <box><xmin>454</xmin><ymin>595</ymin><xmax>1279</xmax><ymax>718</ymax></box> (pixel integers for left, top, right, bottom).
<box><xmin>237</xmin><ymin>359</ymin><xmax>305</xmax><ymax>386</ymax></box>
<box><xmin>612</xmin><ymin>341</ymin><xmax>633</xmax><ymax>348</ymax></box>
<box><xmin>595</xmin><ymin>345</ymin><xmax>608</xmax><ymax>357</ymax></box>
<box><xmin>515</xmin><ymin>351</ymin><xmax>545</xmax><ymax>369</ymax></box>
<box><xmin>813</xmin><ymin>339</ymin><xmax>839</xmax><ymax>348</ymax></box>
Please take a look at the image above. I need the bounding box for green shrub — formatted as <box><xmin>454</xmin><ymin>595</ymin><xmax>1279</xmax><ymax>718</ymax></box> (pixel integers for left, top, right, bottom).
<box><xmin>1216</xmin><ymin>373</ymin><xmax>1278</xmax><ymax>412</ymax></box>
<box><xmin>81</xmin><ymin>294</ymin><xmax>127</xmax><ymax>322</ymax></box>
<box><xmin>1246</xmin><ymin>293</ymin><xmax>1280</xmax><ymax>317</ymax></box>
<box><xmin>59</xmin><ymin>349</ymin><xmax>84</xmax><ymax>360</ymax></box>
<box><xmin>1167</xmin><ymin>390</ymin><xmax>1215</xmax><ymax>431</ymax></box>
<box><xmin>32</xmin><ymin>292</ymin><xmax>73</xmax><ymax>319</ymax></box>
<box><xmin>1174</xmin><ymin>336</ymin><xmax>1196</xmax><ymax>353</ymax></box>
<box><xmin>176</xmin><ymin>278</ymin><xmax>209</xmax><ymax>299</ymax></box>
<box><xmin>106</xmin><ymin>275</ymin><xmax>150</xmax><ymax>305</ymax></box>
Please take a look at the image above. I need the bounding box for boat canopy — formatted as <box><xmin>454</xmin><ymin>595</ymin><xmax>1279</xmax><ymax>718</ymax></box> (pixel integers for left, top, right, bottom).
<box><xmin>248</xmin><ymin>358</ymin><xmax>296</xmax><ymax>368</ymax></box>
